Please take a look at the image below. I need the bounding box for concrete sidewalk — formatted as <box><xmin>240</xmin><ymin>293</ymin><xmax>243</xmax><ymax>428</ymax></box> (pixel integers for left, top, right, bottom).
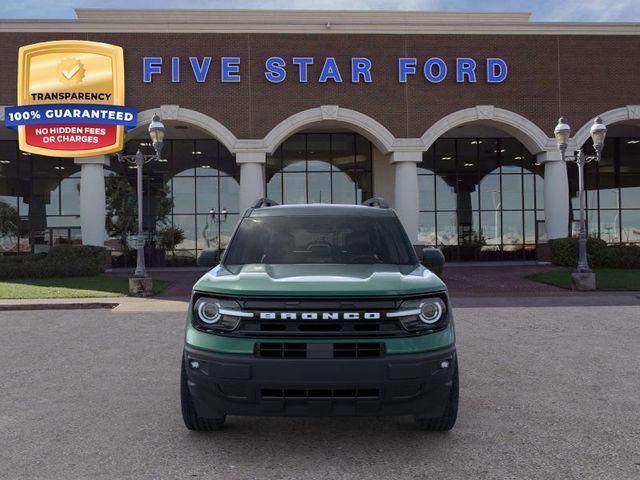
<box><xmin>0</xmin><ymin>296</ymin><xmax>189</xmax><ymax>313</ymax></box>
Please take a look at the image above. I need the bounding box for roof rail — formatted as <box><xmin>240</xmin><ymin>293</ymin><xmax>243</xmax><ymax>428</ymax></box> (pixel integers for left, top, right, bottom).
<box><xmin>362</xmin><ymin>197</ymin><xmax>389</xmax><ymax>208</ymax></box>
<box><xmin>250</xmin><ymin>197</ymin><xmax>279</xmax><ymax>208</ymax></box>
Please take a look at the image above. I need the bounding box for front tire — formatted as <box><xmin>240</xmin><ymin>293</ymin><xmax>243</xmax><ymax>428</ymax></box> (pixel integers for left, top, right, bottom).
<box><xmin>414</xmin><ymin>360</ymin><xmax>459</xmax><ymax>431</ymax></box>
<box><xmin>181</xmin><ymin>361</ymin><xmax>226</xmax><ymax>431</ymax></box>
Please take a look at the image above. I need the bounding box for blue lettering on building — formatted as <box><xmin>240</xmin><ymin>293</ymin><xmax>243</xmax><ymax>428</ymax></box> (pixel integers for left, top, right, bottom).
<box><xmin>265</xmin><ymin>57</ymin><xmax>287</xmax><ymax>83</ymax></box>
<box><xmin>487</xmin><ymin>58</ymin><xmax>508</xmax><ymax>83</ymax></box>
<box><xmin>221</xmin><ymin>57</ymin><xmax>241</xmax><ymax>82</ymax></box>
<box><xmin>171</xmin><ymin>57</ymin><xmax>180</xmax><ymax>83</ymax></box>
<box><xmin>351</xmin><ymin>58</ymin><xmax>372</xmax><ymax>83</ymax></box>
<box><xmin>142</xmin><ymin>56</ymin><xmax>508</xmax><ymax>84</ymax></box>
<box><xmin>143</xmin><ymin>57</ymin><xmax>162</xmax><ymax>83</ymax></box>
<box><xmin>319</xmin><ymin>57</ymin><xmax>343</xmax><ymax>83</ymax></box>
<box><xmin>189</xmin><ymin>57</ymin><xmax>211</xmax><ymax>83</ymax></box>
<box><xmin>292</xmin><ymin>57</ymin><xmax>314</xmax><ymax>82</ymax></box>
<box><xmin>455</xmin><ymin>58</ymin><xmax>477</xmax><ymax>83</ymax></box>
<box><xmin>424</xmin><ymin>58</ymin><xmax>447</xmax><ymax>83</ymax></box>
<box><xmin>398</xmin><ymin>58</ymin><xmax>417</xmax><ymax>83</ymax></box>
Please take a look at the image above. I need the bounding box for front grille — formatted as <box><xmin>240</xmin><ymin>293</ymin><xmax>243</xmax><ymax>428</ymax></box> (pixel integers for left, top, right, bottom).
<box><xmin>261</xmin><ymin>388</ymin><xmax>380</xmax><ymax>399</ymax></box>
<box><xmin>234</xmin><ymin>297</ymin><xmax>407</xmax><ymax>337</ymax></box>
<box><xmin>256</xmin><ymin>342</ymin><xmax>384</xmax><ymax>359</ymax></box>
<box><xmin>240</xmin><ymin>318</ymin><xmax>402</xmax><ymax>336</ymax></box>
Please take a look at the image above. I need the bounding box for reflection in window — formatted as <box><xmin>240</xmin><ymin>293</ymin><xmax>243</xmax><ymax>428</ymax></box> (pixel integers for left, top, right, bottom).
<box><xmin>266</xmin><ymin>133</ymin><xmax>372</xmax><ymax>205</ymax></box>
<box><xmin>419</xmin><ymin>138</ymin><xmax>543</xmax><ymax>260</ymax></box>
<box><xmin>0</xmin><ymin>147</ymin><xmax>84</xmax><ymax>253</ymax></box>
<box><xmin>569</xmin><ymin>137</ymin><xmax>640</xmax><ymax>245</ymax></box>
<box><xmin>112</xmin><ymin>138</ymin><xmax>240</xmax><ymax>266</ymax></box>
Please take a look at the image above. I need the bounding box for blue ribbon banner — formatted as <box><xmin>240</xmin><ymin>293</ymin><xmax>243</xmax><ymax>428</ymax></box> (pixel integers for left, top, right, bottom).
<box><xmin>4</xmin><ymin>104</ymin><xmax>137</xmax><ymax>128</ymax></box>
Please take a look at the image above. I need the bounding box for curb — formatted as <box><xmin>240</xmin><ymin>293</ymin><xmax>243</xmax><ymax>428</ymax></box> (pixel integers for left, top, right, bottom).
<box><xmin>0</xmin><ymin>302</ymin><xmax>120</xmax><ymax>312</ymax></box>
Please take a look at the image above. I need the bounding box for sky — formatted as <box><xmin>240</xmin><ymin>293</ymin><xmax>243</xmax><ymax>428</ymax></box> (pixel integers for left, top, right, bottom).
<box><xmin>0</xmin><ymin>0</ymin><xmax>639</xmax><ymax>22</ymax></box>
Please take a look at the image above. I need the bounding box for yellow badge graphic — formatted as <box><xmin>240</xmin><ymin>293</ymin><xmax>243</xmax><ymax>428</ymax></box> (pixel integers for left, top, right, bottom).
<box><xmin>6</xmin><ymin>40</ymin><xmax>136</xmax><ymax>158</ymax></box>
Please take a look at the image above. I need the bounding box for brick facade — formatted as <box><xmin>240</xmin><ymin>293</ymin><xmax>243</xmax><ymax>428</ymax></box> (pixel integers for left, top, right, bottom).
<box><xmin>0</xmin><ymin>31</ymin><xmax>638</xmax><ymax>141</ymax></box>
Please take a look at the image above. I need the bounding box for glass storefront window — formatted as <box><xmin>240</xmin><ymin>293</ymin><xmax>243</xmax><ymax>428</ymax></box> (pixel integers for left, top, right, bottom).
<box><xmin>332</xmin><ymin>171</ymin><xmax>356</xmax><ymax>204</ymax></box>
<box><xmin>102</xmin><ymin>138</ymin><xmax>240</xmax><ymax>267</ymax></box>
<box><xmin>265</xmin><ymin>133</ymin><xmax>373</xmax><ymax>205</ymax></box>
<box><xmin>419</xmin><ymin>136</ymin><xmax>543</xmax><ymax>260</ymax></box>
<box><xmin>195</xmin><ymin>177</ymin><xmax>219</xmax><ymax>214</ymax></box>
<box><xmin>307</xmin><ymin>134</ymin><xmax>331</xmax><ymax>171</ymax></box>
<box><xmin>437</xmin><ymin>211</ymin><xmax>458</xmax><ymax>245</ymax></box>
<box><xmin>479</xmin><ymin>175</ymin><xmax>501</xmax><ymax>211</ymax></box>
<box><xmin>621</xmin><ymin>174</ymin><xmax>640</xmax><ymax>209</ymax></box>
<box><xmin>282</xmin><ymin>173</ymin><xmax>307</xmax><ymax>204</ymax></box>
<box><xmin>621</xmin><ymin>210</ymin><xmax>640</xmax><ymax>243</ymax></box>
<box><xmin>435</xmin><ymin>176</ymin><xmax>456</xmax><ymax>210</ymax></box>
<box><xmin>568</xmin><ymin>137</ymin><xmax>640</xmax><ymax>245</ymax></box>
<box><xmin>501</xmin><ymin>175</ymin><xmax>523</xmax><ymax>210</ymax></box>
<box><xmin>418</xmin><ymin>174</ymin><xmax>435</xmax><ymax>211</ymax></box>
<box><xmin>307</xmin><ymin>172</ymin><xmax>331</xmax><ymax>203</ymax></box>
<box><xmin>418</xmin><ymin>211</ymin><xmax>436</xmax><ymax>246</ymax></box>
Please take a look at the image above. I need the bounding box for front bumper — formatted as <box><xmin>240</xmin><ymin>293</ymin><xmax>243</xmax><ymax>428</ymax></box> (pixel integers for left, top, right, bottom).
<box><xmin>184</xmin><ymin>344</ymin><xmax>456</xmax><ymax>418</ymax></box>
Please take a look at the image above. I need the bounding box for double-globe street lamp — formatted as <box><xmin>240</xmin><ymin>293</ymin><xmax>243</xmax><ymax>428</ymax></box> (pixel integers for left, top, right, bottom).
<box><xmin>117</xmin><ymin>114</ymin><xmax>165</xmax><ymax>291</ymax></box>
<box><xmin>553</xmin><ymin>116</ymin><xmax>607</xmax><ymax>288</ymax></box>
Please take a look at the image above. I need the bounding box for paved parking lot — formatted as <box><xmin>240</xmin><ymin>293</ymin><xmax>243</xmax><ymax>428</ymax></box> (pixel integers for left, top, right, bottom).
<box><xmin>1</xmin><ymin>305</ymin><xmax>639</xmax><ymax>479</ymax></box>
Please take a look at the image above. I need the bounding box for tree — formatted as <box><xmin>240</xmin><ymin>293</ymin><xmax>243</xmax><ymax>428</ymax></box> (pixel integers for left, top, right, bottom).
<box><xmin>157</xmin><ymin>226</ymin><xmax>185</xmax><ymax>252</ymax></box>
<box><xmin>0</xmin><ymin>201</ymin><xmax>21</xmax><ymax>250</ymax></box>
<box><xmin>105</xmin><ymin>176</ymin><xmax>173</xmax><ymax>252</ymax></box>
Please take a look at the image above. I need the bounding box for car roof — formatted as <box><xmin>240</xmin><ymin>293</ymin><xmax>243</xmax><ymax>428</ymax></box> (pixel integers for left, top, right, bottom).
<box><xmin>247</xmin><ymin>203</ymin><xmax>396</xmax><ymax>217</ymax></box>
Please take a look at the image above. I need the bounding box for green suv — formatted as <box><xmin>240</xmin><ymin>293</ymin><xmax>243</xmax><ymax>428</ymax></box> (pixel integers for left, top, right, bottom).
<box><xmin>181</xmin><ymin>198</ymin><xmax>457</xmax><ymax>431</ymax></box>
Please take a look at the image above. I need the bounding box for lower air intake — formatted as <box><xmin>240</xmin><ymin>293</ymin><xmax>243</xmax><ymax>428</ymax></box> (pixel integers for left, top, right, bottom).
<box><xmin>261</xmin><ymin>388</ymin><xmax>380</xmax><ymax>399</ymax></box>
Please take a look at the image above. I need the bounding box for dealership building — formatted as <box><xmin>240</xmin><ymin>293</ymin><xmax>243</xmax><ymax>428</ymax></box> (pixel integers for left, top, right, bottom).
<box><xmin>0</xmin><ymin>9</ymin><xmax>639</xmax><ymax>265</ymax></box>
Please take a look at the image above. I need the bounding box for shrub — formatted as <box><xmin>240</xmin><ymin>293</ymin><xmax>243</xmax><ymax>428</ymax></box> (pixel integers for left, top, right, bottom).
<box><xmin>550</xmin><ymin>237</ymin><xmax>607</xmax><ymax>267</ymax></box>
<box><xmin>157</xmin><ymin>226</ymin><xmax>185</xmax><ymax>251</ymax></box>
<box><xmin>550</xmin><ymin>237</ymin><xmax>640</xmax><ymax>268</ymax></box>
<box><xmin>0</xmin><ymin>245</ymin><xmax>106</xmax><ymax>279</ymax></box>
<box><xmin>593</xmin><ymin>244</ymin><xmax>640</xmax><ymax>268</ymax></box>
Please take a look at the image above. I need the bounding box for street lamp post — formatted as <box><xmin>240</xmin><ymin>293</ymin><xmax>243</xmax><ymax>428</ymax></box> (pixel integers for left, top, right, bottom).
<box><xmin>553</xmin><ymin>116</ymin><xmax>607</xmax><ymax>289</ymax></box>
<box><xmin>117</xmin><ymin>114</ymin><xmax>165</xmax><ymax>293</ymax></box>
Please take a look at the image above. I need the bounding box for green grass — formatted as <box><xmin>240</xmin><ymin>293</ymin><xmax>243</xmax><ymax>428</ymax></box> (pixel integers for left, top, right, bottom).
<box><xmin>0</xmin><ymin>276</ymin><xmax>170</xmax><ymax>299</ymax></box>
<box><xmin>526</xmin><ymin>268</ymin><xmax>640</xmax><ymax>291</ymax></box>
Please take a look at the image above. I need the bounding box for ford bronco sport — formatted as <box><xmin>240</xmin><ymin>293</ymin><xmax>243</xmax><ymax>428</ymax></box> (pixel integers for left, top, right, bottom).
<box><xmin>181</xmin><ymin>198</ymin><xmax>457</xmax><ymax>431</ymax></box>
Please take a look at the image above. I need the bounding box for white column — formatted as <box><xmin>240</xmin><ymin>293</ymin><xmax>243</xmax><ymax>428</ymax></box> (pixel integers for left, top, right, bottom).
<box><xmin>538</xmin><ymin>151</ymin><xmax>569</xmax><ymax>239</ymax></box>
<box><xmin>237</xmin><ymin>152</ymin><xmax>266</xmax><ymax>212</ymax></box>
<box><xmin>74</xmin><ymin>155</ymin><xmax>109</xmax><ymax>246</ymax></box>
<box><xmin>391</xmin><ymin>151</ymin><xmax>421</xmax><ymax>244</ymax></box>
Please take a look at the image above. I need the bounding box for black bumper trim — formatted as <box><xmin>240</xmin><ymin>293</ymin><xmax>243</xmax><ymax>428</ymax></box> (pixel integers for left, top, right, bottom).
<box><xmin>184</xmin><ymin>344</ymin><xmax>456</xmax><ymax>418</ymax></box>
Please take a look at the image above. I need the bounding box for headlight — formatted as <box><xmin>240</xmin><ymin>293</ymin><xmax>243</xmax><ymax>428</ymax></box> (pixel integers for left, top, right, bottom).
<box><xmin>195</xmin><ymin>298</ymin><xmax>221</xmax><ymax>324</ymax></box>
<box><xmin>389</xmin><ymin>296</ymin><xmax>448</xmax><ymax>332</ymax></box>
<box><xmin>419</xmin><ymin>299</ymin><xmax>445</xmax><ymax>324</ymax></box>
<box><xmin>192</xmin><ymin>295</ymin><xmax>249</xmax><ymax>331</ymax></box>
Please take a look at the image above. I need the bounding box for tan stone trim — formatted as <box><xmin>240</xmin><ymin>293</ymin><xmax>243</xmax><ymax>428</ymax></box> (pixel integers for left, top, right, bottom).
<box><xmin>0</xmin><ymin>9</ymin><xmax>639</xmax><ymax>35</ymax></box>
<box><xmin>75</xmin><ymin>9</ymin><xmax>533</xmax><ymax>24</ymax></box>
<box><xmin>572</xmin><ymin>105</ymin><xmax>640</xmax><ymax>148</ymax></box>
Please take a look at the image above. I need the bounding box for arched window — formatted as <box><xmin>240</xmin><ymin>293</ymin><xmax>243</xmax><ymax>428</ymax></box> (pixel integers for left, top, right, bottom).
<box><xmin>418</xmin><ymin>136</ymin><xmax>543</xmax><ymax>261</ymax></box>
<box><xmin>266</xmin><ymin>133</ymin><xmax>372</xmax><ymax>205</ymax></box>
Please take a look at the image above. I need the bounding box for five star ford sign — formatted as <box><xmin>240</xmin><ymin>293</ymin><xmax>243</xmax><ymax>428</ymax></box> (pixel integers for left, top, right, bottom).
<box><xmin>5</xmin><ymin>40</ymin><xmax>137</xmax><ymax>158</ymax></box>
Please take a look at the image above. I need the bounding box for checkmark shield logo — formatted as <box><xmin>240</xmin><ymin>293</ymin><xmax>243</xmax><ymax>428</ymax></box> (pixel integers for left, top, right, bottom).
<box><xmin>56</xmin><ymin>58</ymin><xmax>85</xmax><ymax>85</ymax></box>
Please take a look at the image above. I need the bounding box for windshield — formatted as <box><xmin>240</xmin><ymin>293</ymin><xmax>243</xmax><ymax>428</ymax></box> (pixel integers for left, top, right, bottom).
<box><xmin>223</xmin><ymin>214</ymin><xmax>418</xmax><ymax>270</ymax></box>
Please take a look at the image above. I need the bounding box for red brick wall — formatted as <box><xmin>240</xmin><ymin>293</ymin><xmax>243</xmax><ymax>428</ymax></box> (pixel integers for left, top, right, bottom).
<box><xmin>0</xmin><ymin>32</ymin><xmax>638</xmax><ymax>141</ymax></box>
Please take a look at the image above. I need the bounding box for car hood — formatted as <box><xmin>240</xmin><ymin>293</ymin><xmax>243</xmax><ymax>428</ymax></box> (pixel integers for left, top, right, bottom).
<box><xmin>193</xmin><ymin>264</ymin><xmax>446</xmax><ymax>297</ymax></box>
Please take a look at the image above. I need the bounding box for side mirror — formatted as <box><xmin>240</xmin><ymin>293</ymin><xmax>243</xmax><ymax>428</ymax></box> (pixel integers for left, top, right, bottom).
<box><xmin>197</xmin><ymin>248</ymin><xmax>221</xmax><ymax>267</ymax></box>
<box><xmin>421</xmin><ymin>247</ymin><xmax>445</xmax><ymax>276</ymax></box>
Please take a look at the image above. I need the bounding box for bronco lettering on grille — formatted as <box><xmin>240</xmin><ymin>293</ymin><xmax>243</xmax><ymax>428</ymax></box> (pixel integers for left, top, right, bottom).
<box><xmin>258</xmin><ymin>312</ymin><xmax>381</xmax><ymax>320</ymax></box>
